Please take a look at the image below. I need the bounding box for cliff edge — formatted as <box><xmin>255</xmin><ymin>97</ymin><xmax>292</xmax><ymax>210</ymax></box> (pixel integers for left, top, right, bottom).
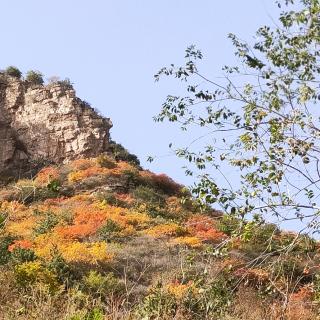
<box><xmin>0</xmin><ymin>73</ymin><xmax>112</xmax><ymax>179</ymax></box>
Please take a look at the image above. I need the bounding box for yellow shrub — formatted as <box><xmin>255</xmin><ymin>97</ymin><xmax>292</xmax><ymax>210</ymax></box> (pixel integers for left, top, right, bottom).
<box><xmin>166</xmin><ymin>281</ymin><xmax>196</xmax><ymax>300</ymax></box>
<box><xmin>146</xmin><ymin>223</ymin><xmax>180</xmax><ymax>238</ymax></box>
<box><xmin>7</xmin><ymin>217</ymin><xmax>37</xmax><ymax>237</ymax></box>
<box><xmin>14</xmin><ymin>261</ymin><xmax>60</xmax><ymax>293</ymax></box>
<box><xmin>60</xmin><ymin>241</ymin><xmax>113</xmax><ymax>264</ymax></box>
<box><xmin>171</xmin><ymin>236</ymin><xmax>202</xmax><ymax>248</ymax></box>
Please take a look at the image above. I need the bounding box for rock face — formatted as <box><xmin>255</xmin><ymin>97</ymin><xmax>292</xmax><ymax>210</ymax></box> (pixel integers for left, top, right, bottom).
<box><xmin>0</xmin><ymin>74</ymin><xmax>112</xmax><ymax>179</ymax></box>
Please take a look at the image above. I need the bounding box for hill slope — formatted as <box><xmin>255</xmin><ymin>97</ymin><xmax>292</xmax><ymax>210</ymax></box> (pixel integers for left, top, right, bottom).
<box><xmin>0</xmin><ymin>152</ymin><xmax>319</xmax><ymax>319</ymax></box>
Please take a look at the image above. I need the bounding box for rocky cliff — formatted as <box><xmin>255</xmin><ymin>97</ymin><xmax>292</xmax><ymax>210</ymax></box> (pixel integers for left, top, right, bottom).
<box><xmin>0</xmin><ymin>74</ymin><xmax>112</xmax><ymax>179</ymax></box>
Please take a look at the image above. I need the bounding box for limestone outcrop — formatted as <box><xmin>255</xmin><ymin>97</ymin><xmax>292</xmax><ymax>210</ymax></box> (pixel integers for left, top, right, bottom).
<box><xmin>0</xmin><ymin>74</ymin><xmax>112</xmax><ymax>179</ymax></box>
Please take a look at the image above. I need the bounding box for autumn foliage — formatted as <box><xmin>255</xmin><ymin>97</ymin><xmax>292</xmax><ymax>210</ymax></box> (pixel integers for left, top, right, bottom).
<box><xmin>0</xmin><ymin>155</ymin><xmax>319</xmax><ymax>319</ymax></box>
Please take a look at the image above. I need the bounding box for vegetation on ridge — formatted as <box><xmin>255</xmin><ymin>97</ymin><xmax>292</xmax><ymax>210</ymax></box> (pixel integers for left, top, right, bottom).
<box><xmin>0</xmin><ymin>152</ymin><xmax>319</xmax><ymax>319</ymax></box>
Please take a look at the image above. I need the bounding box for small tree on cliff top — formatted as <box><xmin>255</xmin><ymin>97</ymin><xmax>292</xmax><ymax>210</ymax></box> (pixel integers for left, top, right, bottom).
<box><xmin>155</xmin><ymin>0</ymin><xmax>320</xmax><ymax>236</ymax></box>
<box><xmin>26</xmin><ymin>70</ymin><xmax>44</xmax><ymax>85</ymax></box>
<box><xmin>5</xmin><ymin>66</ymin><xmax>22</xmax><ymax>79</ymax></box>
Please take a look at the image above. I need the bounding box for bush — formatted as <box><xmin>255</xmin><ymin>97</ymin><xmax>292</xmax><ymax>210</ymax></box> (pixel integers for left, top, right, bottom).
<box><xmin>141</xmin><ymin>172</ymin><xmax>182</xmax><ymax>195</ymax></box>
<box><xmin>97</xmin><ymin>219</ymin><xmax>123</xmax><ymax>242</ymax></box>
<box><xmin>11</xmin><ymin>247</ymin><xmax>36</xmax><ymax>264</ymax></box>
<box><xmin>217</xmin><ymin>215</ymin><xmax>241</xmax><ymax>236</ymax></box>
<box><xmin>137</xmin><ymin>282</ymin><xmax>177</xmax><ymax>319</ymax></box>
<box><xmin>81</xmin><ymin>271</ymin><xmax>124</xmax><ymax>297</ymax></box>
<box><xmin>47</xmin><ymin>250</ymin><xmax>73</xmax><ymax>284</ymax></box>
<box><xmin>95</xmin><ymin>192</ymin><xmax>127</xmax><ymax>208</ymax></box>
<box><xmin>47</xmin><ymin>179</ymin><xmax>61</xmax><ymax>192</ymax></box>
<box><xmin>33</xmin><ymin>211</ymin><xmax>59</xmax><ymax>235</ymax></box>
<box><xmin>58</xmin><ymin>77</ymin><xmax>73</xmax><ymax>89</ymax></box>
<box><xmin>96</xmin><ymin>154</ymin><xmax>116</xmax><ymax>169</ymax></box>
<box><xmin>14</xmin><ymin>261</ymin><xmax>60</xmax><ymax>293</ymax></box>
<box><xmin>122</xmin><ymin>169</ymin><xmax>141</xmax><ymax>189</ymax></box>
<box><xmin>132</xmin><ymin>185</ymin><xmax>166</xmax><ymax>207</ymax></box>
<box><xmin>68</xmin><ymin>308</ymin><xmax>104</xmax><ymax>320</ymax></box>
<box><xmin>5</xmin><ymin>66</ymin><xmax>22</xmax><ymax>78</ymax></box>
<box><xmin>108</xmin><ymin>140</ymin><xmax>140</xmax><ymax>166</ymax></box>
<box><xmin>26</xmin><ymin>70</ymin><xmax>44</xmax><ymax>85</ymax></box>
<box><xmin>0</xmin><ymin>212</ymin><xmax>7</xmax><ymax>229</ymax></box>
<box><xmin>0</xmin><ymin>236</ymin><xmax>15</xmax><ymax>265</ymax></box>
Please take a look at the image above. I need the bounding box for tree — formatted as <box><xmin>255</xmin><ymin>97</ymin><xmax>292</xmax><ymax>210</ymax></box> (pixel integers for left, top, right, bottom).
<box><xmin>154</xmin><ymin>0</ymin><xmax>320</xmax><ymax>237</ymax></box>
<box><xmin>26</xmin><ymin>70</ymin><xmax>44</xmax><ymax>85</ymax></box>
<box><xmin>5</xmin><ymin>66</ymin><xmax>22</xmax><ymax>79</ymax></box>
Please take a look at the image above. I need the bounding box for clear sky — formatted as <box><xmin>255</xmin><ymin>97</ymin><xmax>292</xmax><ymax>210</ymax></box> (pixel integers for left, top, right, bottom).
<box><xmin>0</xmin><ymin>0</ymin><xmax>279</xmax><ymax>186</ymax></box>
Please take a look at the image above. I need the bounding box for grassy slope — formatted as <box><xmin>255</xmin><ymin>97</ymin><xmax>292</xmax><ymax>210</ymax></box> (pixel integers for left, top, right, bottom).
<box><xmin>0</xmin><ymin>154</ymin><xmax>319</xmax><ymax>319</ymax></box>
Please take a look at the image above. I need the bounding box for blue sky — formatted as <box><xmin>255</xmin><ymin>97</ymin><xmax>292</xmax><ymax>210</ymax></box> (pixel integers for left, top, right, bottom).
<box><xmin>0</xmin><ymin>0</ymin><xmax>279</xmax><ymax>185</ymax></box>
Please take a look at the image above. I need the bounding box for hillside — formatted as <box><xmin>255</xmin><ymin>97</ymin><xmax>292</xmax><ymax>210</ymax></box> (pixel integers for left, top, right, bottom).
<box><xmin>0</xmin><ymin>68</ymin><xmax>319</xmax><ymax>320</ymax></box>
<box><xmin>0</xmin><ymin>151</ymin><xmax>319</xmax><ymax>319</ymax></box>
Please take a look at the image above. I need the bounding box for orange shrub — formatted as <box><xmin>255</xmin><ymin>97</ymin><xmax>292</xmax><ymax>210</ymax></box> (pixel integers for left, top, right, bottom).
<box><xmin>70</xmin><ymin>158</ymin><xmax>95</xmax><ymax>170</ymax></box>
<box><xmin>55</xmin><ymin>205</ymin><xmax>110</xmax><ymax>239</ymax></box>
<box><xmin>8</xmin><ymin>239</ymin><xmax>33</xmax><ymax>252</ymax></box>
<box><xmin>234</xmin><ymin>267</ymin><xmax>269</xmax><ymax>285</ymax></box>
<box><xmin>73</xmin><ymin>207</ymin><xmax>108</xmax><ymax>225</ymax></box>
<box><xmin>56</xmin><ymin>224</ymin><xmax>99</xmax><ymax>240</ymax></box>
<box><xmin>110</xmin><ymin>161</ymin><xmax>136</xmax><ymax>175</ymax></box>
<box><xmin>35</xmin><ymin>167</ymin><xmax>60</xmax><ymax>185</ymax></box>
<box><xmin>187</xmin><ymin>215</ymin><xmax>225</xmax><ymax>243</ymax></box>
<box><xmin>290</xmin><ymin>285</ymin><xmax>314</xmax><ymax>302</ymax></box>
<box><xmin>68</xmin><ymin>166</ymin><xmax>108</xmax><ymax>183</ymax></box>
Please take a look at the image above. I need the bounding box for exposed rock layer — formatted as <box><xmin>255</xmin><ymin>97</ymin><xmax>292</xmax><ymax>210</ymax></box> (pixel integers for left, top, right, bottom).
<box><xmin>0</xmin><ymin>75</ymin><xmax>112</xmax><ymax>179</ymax></box>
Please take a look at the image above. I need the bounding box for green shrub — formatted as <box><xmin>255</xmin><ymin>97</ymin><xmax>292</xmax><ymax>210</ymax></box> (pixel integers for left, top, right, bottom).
<box><xmin>270</xmin><ymin>256</ymin><xmax>304</xmax><ymax>281</ymax></box>
<box><xmin>0</xmin><ymin>211</ymin><xmax>7</xmax><ymax>229</ymax></box>
<box><xmin>11</xmin><ymin>248</ymin><xmax>36</xmax><ymax>264</ymax></box>
<box><xmin>60</xmin><ymin>210</ymin><xmax>74</xmax><ymax>225</ymax></box>
<box><xmin>47</xmin><ymin>179</ymin><xmax>61</xmax><ymax>192</ymax></box>
<box><xmin>68</xmin><ymin>309</ymin><xmax>104</xmax><ymax>320</ymax></box>
<box><xmin>58</xmin><ymin>77</ymin><xmax>73</xmax><ymax>89</ymax></box>
<box><xmin>96</xmin><ymin>154</ymin><xmax>116</xmax><ymax>169</ymax></box>
<box><xmin>145</xmin><ymin>275</ymin><xmax>234</xmax><ymax>319</ymax></box>
<box><xmin>122</xmin><ymin>168</ymin><xmax>141</xmax><ymax>189</ymax></box>
<box><xmin>95</xmin><ymin>192</ymin><xmax>127</xmax><ymax>208</ymax></box>
<box><xmin>33</xmin><ymin>211</ymin><xmax>59</xmax><ymax>235</ymax></box>
<box><xmin>132</xmin><ymin>185</ymin><xmax>166</xmax><ymax>207</ymax></box>
<box><xmin>81</xmin><ymin>271</ymin><xmax>124</xmax><ymax>297</ymax></box>
<box><xmin>5</xmin><ymin>66</ymin><xmax>22</xmax><ymax>78</ymax></box>
<box><xmin>194</xmin><ymin>276</ymin><xmax>234</xmax><ymax>317</ymax></box>
<box><xmin>109</xmin><ymin>140</ymin><xmax>140</xmax><ymax>166</ymax></box>
<box><xmin>217</xmin><ymin>215</ymin><xmax>241</xmax><ymax>236</ymax></box>
<box><xmin>0</xmin><ymin>236</ymin><xmax>15</xmax><ymax>265</ymax></box>
<box><xmin>15</xmin><ymin>180</ymin><xmax>59</xmax><ymax>203</ymax></box>
<box><xmin>137</xmin><ymin>282</ymin><xmax>177</xmax><ymax>319</ymax></box>
<box><xmin>26</xmin><ymin>70</ymin><xmax>44</xmax><ymax>85</ymax></box>
<box><xmin>97</xmin><ymin>219</ymin><xmax>123</xmax><ymax>242</ymax></box>
<box><xmin>47</xmin><ymin>250</ymin><xmax>72</xmax><ymax>283</ymax></box>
